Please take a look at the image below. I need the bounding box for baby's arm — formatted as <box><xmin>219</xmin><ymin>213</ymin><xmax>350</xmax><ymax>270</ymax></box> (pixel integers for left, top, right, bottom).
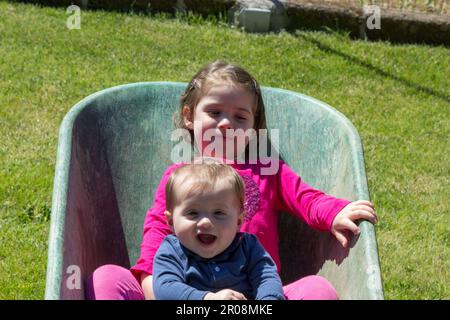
<box><xmin>246</xmin><ymin>234</ymin><xmax>285</xmax><ymax>300</ymax></box>
<box><xmin>331</xmin><ymin>200</ymin><xmax>378</xmax><ymax>248</ymax></box>
<box><xmin>153</xmin><ymin>238</ymin><xmax>210</xmax><ymax>300</ymax></box>
<box><xmin>204</xmin><ymin>289</ymin><xmax>247</xmax><ymax>300</ymax></box>
<box><xmin>151</xmin><ymin>264</ymin><xmax>246</xmax><ymax>300</ymax></box>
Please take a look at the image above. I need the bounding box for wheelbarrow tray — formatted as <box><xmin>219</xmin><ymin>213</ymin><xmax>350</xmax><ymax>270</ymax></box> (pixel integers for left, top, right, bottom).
<box><xmin>45</xmin><ymin>82</ymin><xmax>383</xmax><ymax>299</ymax></box>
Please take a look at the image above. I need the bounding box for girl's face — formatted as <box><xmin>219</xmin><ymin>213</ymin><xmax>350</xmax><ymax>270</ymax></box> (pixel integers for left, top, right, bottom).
<box><xmin>183</xmin><ymin>84</ymin><xmax>256</xmax><ymax>160</ymax></box>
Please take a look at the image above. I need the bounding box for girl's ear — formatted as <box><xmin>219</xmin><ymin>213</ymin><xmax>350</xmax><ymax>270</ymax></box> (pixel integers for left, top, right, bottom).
<box><xmin>164</xmin><ymin>210</ymin><xmax>175</xmax><ymax>231</ymax></box>
<box><xmin>182</xmin><ymin>105</ymin><xmax>194</xmax><ymax>130</ymax></box>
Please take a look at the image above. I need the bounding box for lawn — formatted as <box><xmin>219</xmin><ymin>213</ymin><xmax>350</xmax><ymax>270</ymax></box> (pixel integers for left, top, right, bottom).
<box><xmin>0</xmin><ymin>1</ymin><xmax>449</xmax><ymax>299</ymax></box>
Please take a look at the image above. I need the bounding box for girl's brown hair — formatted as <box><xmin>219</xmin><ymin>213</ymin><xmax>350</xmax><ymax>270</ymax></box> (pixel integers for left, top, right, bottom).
<box><xmin>175</xmin><ymin>60</ymin><xmax>267</xmax><ymax>140</ymax></box>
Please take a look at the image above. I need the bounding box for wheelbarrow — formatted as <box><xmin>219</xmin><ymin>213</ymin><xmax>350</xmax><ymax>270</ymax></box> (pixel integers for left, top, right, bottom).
<box><xmin>45</xmin><ymin>82</ymin><xmax>384</xmax><ymax>299</ymax></box>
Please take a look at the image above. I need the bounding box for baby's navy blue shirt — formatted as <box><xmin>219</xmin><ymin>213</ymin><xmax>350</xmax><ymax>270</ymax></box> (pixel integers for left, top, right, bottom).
<box><xmin>152</xmin><ymin>232</ymin><xmax>285</xmax><ymax>300</ymax></box>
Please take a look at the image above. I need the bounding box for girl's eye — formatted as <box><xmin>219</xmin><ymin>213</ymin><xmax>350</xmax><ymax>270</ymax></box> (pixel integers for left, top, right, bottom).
<box><xmin>235</xmin><ymin>115</ymin><xmax>247</xmax><ymax>121</ymax></box>
<box><xmin>214</xmin><ymin>210</ymin><xmax>226</xmax><ymax>217</ymax></box>
<box><xmin>208</xmin><ymin>111</ymin><xmax>220</xmax><ymax>117</ymax></box>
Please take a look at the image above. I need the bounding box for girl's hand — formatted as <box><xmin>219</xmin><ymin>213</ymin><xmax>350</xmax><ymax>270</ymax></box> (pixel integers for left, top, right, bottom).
<box><xmin>204</xmin><ymin>289</ymin><xmax>247</xmax><ymax>300</ymax></box>
<box><xmin>140</xmin><ymin>272</ymin><xmax>155</xmax><ymax>300</ymax></box>
<box><xmin>331</xmin><ymin>200</ymin><xmax>378</xmax><ymax>248</ymax></box>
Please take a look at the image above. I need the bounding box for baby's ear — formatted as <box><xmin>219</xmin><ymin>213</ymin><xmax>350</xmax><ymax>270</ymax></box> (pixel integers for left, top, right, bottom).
<box><xmin>237</xmin><ymin>211</ymin><xmax>245</xmax><ymax>227</ymax></box>
<box><xmin>164</xmin><ymin>210</ymin><xmax>174</xmax><ymax>230</ymax></box>
<box><xmin>182</xmin><ymin>105</ymin><xmax>194</xmax><ymax>130</ymax></box>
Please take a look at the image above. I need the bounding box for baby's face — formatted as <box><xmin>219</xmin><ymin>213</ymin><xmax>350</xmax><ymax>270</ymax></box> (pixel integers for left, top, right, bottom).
<box><xmin>165</xmin><ymin>180</ymin><xmax>243</xmax><ymax>259</ymax></box>
<box><xmin>184</xmin><ymin>84</ymin><xmax>256</xmax><ymax>160</ymax></box>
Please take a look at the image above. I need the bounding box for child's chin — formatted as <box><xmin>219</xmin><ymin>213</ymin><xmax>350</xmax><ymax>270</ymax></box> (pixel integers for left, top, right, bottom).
<box><xmin>194</xmin><ymin>245</ymin><xmax>221</xmax><ymax>259</ymax></box>
<box><xmin>197</xmin><ymin>251</ymin><xmax>218</xmax><ymax>259</ymax></box>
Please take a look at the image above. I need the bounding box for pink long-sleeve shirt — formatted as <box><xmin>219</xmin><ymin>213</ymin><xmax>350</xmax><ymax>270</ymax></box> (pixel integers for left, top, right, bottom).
<box><xmin>130</xmin><ymin>160</ymin><xmax>350</xmax><ymax>280</ymax></box>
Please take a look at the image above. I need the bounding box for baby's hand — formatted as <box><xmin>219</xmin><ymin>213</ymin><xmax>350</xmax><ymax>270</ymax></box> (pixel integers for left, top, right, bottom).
<box><xmin>331</xmin><ymin>200</ymin><xmax>378</xmax><ymax>248</ymax></box>
<box><xmin>204</xmin><ymin>289</ymin><xmax>247</xmax><ymax>300</ymax></box>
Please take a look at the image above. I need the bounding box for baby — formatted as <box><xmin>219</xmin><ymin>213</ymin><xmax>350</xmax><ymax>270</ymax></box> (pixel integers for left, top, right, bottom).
<box><xmin>152</xmin><ymin>160</ymin><xmax>285</xmax><ymax>300</ymax></box>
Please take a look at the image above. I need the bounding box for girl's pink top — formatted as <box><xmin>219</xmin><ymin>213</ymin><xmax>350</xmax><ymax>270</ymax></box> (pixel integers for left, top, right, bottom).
<box><xmin>130</xmin><ymin>160</ymin><xmax>350</xmax><ymax>280</ymax></box>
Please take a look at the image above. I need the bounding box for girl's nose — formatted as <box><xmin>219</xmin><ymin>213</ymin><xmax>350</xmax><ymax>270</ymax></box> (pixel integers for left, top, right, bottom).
<box><xmin>197</xmin><ymin>216</ymin><xmax>213</xmax><ymax>229</ymax></box>
<box><xmin>217</xmin><ymin>116</ymin><xmax>232</xmax><ymax>130</ymax></box>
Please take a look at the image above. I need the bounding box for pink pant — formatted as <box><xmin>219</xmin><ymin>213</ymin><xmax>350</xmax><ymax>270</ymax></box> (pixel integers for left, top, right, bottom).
<box><xmin>86</xmin><ymin>264</ymin><xmax>339</xmax><ymax>300</ymax></box>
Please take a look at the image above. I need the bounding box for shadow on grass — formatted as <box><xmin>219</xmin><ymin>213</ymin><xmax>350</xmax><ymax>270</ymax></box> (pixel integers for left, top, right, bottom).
<box><xmin>296</xmin><ymin>33</ymin><xmax>450</xmax><ymax>104</ymax></box>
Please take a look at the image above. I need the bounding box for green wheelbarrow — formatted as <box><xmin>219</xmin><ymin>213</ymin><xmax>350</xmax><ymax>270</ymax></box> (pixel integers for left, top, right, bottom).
<box><xmin>45</xmin><ymin>82</ymin><xmax>384</xmax><ymax>300</ymax></box>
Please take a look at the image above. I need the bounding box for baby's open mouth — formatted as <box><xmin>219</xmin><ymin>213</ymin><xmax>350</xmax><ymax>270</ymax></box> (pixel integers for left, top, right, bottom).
<box><xmin>197</xmin><ymin>234</ymin><xmax>217</xmax><ymax>245</ymax></box>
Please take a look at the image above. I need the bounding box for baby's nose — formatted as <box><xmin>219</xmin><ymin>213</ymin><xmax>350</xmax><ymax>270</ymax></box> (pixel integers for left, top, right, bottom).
<box><xmin>197</xmin><ymin>216</ymin><xmax>213</xmax><ymax>229</ymax></box>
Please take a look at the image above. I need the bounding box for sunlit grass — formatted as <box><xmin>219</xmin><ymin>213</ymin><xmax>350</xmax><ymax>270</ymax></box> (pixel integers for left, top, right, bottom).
<box><xmin>0</xmin><ymin>1</ymin><xmax>448</xmax><ymax>299</ymax></box>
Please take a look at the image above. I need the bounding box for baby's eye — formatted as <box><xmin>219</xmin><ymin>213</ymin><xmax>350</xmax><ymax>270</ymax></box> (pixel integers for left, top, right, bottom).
<box><xmin>185</xmin><ymin>211</ymin><xmax>198</xmax><ymax>218</ymax></box>
<box><xmin>214</xmin><ymin>210</ymin><xmax>226</xmax><ymax>217</ymax></box>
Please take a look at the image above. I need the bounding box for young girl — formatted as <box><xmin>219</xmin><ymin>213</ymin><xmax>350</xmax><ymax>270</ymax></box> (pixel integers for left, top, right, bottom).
<box><xmin>86</xmin><ymin>60</ymin><xmax>377</xmax><ymax>300</ymax></box>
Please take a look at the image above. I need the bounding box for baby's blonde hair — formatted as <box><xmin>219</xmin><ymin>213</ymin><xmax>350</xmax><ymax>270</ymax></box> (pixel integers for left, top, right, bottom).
<box><xmin>165</xmin><ymin>159</ymin><xmax>245</xmax><ymax>214</ymax></box>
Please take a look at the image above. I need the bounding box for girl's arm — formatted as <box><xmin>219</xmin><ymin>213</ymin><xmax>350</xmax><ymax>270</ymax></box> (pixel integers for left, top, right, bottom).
<box><xmin>276</xmin><ymin>160</ymin><xmax>350</xmax><ymax>232</ymax></box>
<box><xmin>130</xmin><ymin>163</ymin><xmax>184</xmax><ymax>281</ymax></box>
<box><xmin>140</xmin><ymin>273</ymin><xmax>154</xmax><ymax>300</ymax></box>
<box><xmin>276</xmin><ymin>161</ymin><xmax>377</xmax><ymax>246</ymax></box>
<box><xmin>331</xmin><ymin>200</ymin><xmax>377</xmax><ymax>247</ymax></box>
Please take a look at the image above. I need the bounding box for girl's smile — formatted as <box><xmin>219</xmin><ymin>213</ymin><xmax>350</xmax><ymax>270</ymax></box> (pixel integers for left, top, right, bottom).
<box><xmin>183</xmin><ymin>84</ymin><xmax>256</xmax><ymax>160</ymax></box>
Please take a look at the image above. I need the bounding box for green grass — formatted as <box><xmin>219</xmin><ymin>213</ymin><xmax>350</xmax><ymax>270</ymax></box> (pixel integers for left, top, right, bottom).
<box><xmin>0</xmin><ymin>1</ymin><xmax>449</xmax><ymax>299</ymax></box>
